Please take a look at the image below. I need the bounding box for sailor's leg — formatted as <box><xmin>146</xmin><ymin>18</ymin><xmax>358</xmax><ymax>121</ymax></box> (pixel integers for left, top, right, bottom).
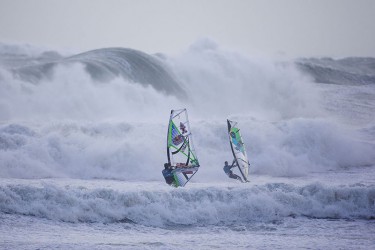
<box><xmin>228</xmin><ymin>173</ymin><xmax>237</xmax><ymax>180</ymax></box>
<box><xmin>229</xmin><ymin>173</ymin><xmax>242</xmax><ymax>182</ymax></box>
<box><xmin>233</xmin><ymin>174</ymin><xmax>243</xmax><ymax>183</ymax></box>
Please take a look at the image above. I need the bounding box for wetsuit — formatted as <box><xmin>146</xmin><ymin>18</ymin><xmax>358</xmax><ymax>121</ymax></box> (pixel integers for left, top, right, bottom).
<box><xmin>162</xmin><ymin>164</ymin><xmax>177</xmax><ymax>186</ymax></box>
<box><xmin>223</xmin><ymin>161</ymin><xmax>243</xmax><ymax>182</ymax></box>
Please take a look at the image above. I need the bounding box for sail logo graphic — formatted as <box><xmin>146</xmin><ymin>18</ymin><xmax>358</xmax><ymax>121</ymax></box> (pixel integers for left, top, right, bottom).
<box><xmin>171</xmin><ymin>123</ymin><xmax>184</xmax><ymax>146</ymax></box>
<box><xmin>180</xmin><ymin>122</ymin><xmax>187</xmax><ymax>134</ymax></box>
<box><xmin>230</xmin><ymin>130</ymin><xmax>245</xmax><ymax>154</ymax></box>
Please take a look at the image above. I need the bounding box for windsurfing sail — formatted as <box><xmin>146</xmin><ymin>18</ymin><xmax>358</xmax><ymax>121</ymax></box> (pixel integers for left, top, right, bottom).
<box><xmin>227</xmin><ymin>119</ymin><xmax>250</xmax><ymax>182</ymax></box>
<box><xmin>166</xmin><ymin>109</ymin><xmax>200</xmax><ymax>187</ymax></box>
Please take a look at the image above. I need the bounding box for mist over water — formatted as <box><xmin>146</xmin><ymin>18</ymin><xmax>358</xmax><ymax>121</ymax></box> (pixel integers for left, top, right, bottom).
<box><xmin>0</xmin><ymin>40</ymin><xmax>374</xmax><ymax>181</ymax></box>
<box><xmin>1</xmin><ymin>40</ymin><xmax>375</xmax><ymax>249</ymax></box>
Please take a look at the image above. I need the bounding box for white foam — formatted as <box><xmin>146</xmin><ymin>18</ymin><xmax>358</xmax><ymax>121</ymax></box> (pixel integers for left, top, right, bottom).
<box><xmin>0</xmin><ymin>40</ymin><xmax>374</xmax><ymax>180</ymax></box>
<box><xmin>0</xmin><ymin>182</ymin><xmax>373</xmax><ymax>226</ymax></box>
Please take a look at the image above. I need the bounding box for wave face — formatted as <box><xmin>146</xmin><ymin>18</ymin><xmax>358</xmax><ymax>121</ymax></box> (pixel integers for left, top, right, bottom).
<box><xmin>0</xmin><ymin>40</ymin><xmax>374</xmax><ymax>180</ymax></box>
<box><xmin>0</xmin><ymin>183</ymin><xmax>373</xmax><ymax>226</ymax></box>
<box><xmin>1</xmin><ymin>45</ymin><xmax>185</xmax><ymax>98</ymax></box>
<box><xmin>296</xmin><ymin>57</ymin><xmax>375</xmax><ymax>85</ymax></box>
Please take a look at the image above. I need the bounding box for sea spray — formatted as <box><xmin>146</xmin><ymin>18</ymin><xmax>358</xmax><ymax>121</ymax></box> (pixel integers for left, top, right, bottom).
<box><xmin>0</xmin><ymin>41</ymin><xmax>374</xmax><ymax>180</ymax></box>
<box><xmin>0</xmin><ymin>182</ymin><xmax>373</xmax><ymax>226</ymax></box>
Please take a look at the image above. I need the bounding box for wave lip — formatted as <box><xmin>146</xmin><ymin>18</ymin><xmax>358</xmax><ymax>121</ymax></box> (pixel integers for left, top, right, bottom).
<box><xmin>9</xmin><ymin>47</ymin><xmax>186</xmax><ymax>98</ymax></box>
<box><xmin>1</xmin><ymin>183</ymin><xmax>373</xmax><ymax>226</ymax></box>
<box><xmin>296</xmin><ymin>57</ymin><xmax>375</xmax><ymax>85</ymax></box>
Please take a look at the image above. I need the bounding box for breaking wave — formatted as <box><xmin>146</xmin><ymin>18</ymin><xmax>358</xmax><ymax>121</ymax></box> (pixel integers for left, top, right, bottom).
<box><xmin>1</xmin><ymin>44</ymin><xmax>185</xmax><ymax>98</ymax></box>
<box><xmin>0</xmin><ymin>40</ymin><xmax>374</xmax><ymax>180</ymax></box>
<box><xmin>296</xmin><ymin>57</ymin><xmax>375</xmax><ymax>85</ymax></box>
<box><xmin>0</xmin><ymin>183</ymin><xmax>374</xmax><ymax>226</ymax></box>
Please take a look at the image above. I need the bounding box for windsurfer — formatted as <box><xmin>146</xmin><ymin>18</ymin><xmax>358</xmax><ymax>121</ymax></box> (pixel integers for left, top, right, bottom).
<box><xmin>162</xmin><ymin>163</ymin><xmax>177</xmax><ymax>186</ymax></box>
<box><xmin>223</xmin><ymin>160</ymin><xmax>243</xmax><ymax>183</ymax></box>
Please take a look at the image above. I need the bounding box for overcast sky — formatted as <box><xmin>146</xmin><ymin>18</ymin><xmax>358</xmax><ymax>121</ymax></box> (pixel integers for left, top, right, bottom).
<box><xmin>1</xmin><ymin>0</ymin><xmax>374</xmax><ymax>57</ymax></box>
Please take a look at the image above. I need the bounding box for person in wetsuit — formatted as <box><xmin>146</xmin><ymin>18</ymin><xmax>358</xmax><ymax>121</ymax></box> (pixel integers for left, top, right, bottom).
<box><xmin>223</xmin><ymin>160</ymin><xmax>243</xmax><ymax>182</ymax></box>
<box><xmin>162</xmin><ymin>163</ymin><xmax>177</xmax><ymax>186</ymax></box>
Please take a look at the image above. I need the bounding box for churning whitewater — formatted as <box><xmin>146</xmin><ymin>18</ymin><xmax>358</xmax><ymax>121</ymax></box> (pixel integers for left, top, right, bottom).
<box><xmin>1</xmin><ymin>181</ymin><xmax>374</xmax><ymax>225</ymax></box>
<box><xmin>0</xmin><ymin>40</ymin><xmax>374</xmax><ymax>249</ymax></box>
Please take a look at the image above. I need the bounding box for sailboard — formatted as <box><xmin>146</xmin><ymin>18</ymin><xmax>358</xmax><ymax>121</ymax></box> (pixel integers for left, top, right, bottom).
<box><xmin>227</xmin><ymin>119</ymin><xmax>250</xmax><ymax>182</ymax></box>
<box><xmin>165</xmin><ymin>109</ymin><xmax>200</xmax><ymax>187</ymax></box>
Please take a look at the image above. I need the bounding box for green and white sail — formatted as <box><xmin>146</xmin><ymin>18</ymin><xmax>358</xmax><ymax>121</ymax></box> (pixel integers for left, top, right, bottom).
<box><xmin>227</xmin><ymin>119</ymin><xmax>250</xmax><ymax>182</ymax></box>
<box><xmin>167</xmin><ymin>109</ymin><xmax>200</xmax><ymax>187</ymax></box>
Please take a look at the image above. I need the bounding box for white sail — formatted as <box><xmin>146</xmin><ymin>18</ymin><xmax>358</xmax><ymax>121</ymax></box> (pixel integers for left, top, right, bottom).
<box><xmin>166</xmin><ymin>109</ymin><xmax>200</xmax><ymax>187</ymax></box>
<box><xmin>227</xmin><ymin>119</ymin><xmax>250</xmax><ymax>181</ymax></box>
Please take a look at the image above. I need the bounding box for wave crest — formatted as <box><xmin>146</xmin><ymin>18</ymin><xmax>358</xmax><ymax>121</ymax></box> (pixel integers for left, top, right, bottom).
<box><xmin>1</xmin><ymin>183</ymin><xmax>373</xmax><ymax>226</ymax></box>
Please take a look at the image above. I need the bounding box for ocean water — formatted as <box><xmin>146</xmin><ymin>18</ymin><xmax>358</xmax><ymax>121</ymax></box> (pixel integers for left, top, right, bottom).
<box><xmin>0</xmin><ymin>40</ymin><xmax>374</xmax><ymax>249</ymax></box>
